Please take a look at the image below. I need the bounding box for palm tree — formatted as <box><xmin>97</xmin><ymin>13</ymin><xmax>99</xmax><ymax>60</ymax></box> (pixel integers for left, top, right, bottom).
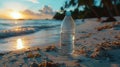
<box><xmin>68</xmin><ymin>0</ymin><xmax>100</xmax><ymax>19</ymax></box>
<box><xmin>54</xmin><ymin>0</ymin><xmax>119</xmax><ymax>20</ymax></box>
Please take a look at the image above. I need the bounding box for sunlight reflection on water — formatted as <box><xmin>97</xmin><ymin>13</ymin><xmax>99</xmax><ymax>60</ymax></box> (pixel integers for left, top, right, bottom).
<box><xmin>0</xmin><ymin>20</ymin><xmax>61</xmax><ymax>52</ymax></box>
<box><xmin>16</xmin><ymin>38</ymin><xmax>24</xmax><ymax>49</ymax></box>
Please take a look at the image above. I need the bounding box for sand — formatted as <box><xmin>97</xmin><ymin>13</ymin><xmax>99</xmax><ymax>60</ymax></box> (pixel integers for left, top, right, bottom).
<box><xmin>0</xmin><ymin>17</ymin><xmax>120</xmax><ymax>67</ymax></box>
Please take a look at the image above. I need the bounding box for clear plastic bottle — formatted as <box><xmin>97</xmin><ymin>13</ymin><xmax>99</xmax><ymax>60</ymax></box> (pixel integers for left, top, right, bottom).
<box><xmin>60</xmin><ymin>11</ymin><xmax>75</xmax><ymax>56</ymax></box>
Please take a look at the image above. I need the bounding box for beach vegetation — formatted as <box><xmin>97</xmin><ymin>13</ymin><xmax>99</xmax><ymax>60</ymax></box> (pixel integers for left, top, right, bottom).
<box><xmin>54</xmin><ymin>0</ymin><xmax>120</xmax><ymax>22</ymax></box>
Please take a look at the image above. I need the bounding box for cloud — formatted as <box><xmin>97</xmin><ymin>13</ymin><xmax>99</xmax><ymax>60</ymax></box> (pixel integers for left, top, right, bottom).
<box><xmin>0</xmin><ymin>5</ymin><xmax>56</xmax><ymax>19</ymax></box>
<box><xmin>21</xmin><ymin>9</ymin><xmax>53</xmax><ymax>19</ymax></box>
<box><xmin>39</xmin><ymin>5</ymin><xmax>55</xmax><ymax>15</ymax></box>
<box><xmin>20</xmin><ymin>5</ymin><xmax>55</xmax><ymax>19</ymax></box>
<box><xmin>28</xmin><ymin>0</ymin><xmax>39</xmax><ymax>3</ymax></box>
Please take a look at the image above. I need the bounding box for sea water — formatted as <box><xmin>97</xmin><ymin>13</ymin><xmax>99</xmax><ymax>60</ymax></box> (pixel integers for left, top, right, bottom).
<box><xmin>0</xmin><ymin>19</ymin><xmax>83</xmax><ymax>52</ymax></box>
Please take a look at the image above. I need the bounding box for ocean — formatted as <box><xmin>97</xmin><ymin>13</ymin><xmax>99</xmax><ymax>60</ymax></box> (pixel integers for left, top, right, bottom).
<box><xmin>0</xmin><ymin>19</ymin><xmax>83</xmax><ymax>52</ymax></box>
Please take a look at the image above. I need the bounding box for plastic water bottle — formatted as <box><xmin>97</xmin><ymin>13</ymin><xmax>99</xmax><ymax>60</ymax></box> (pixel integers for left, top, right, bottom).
<box><xmin>60</xmin><ymin>11</ymin><xmax>75</xmax><ymax>56</ymax></box>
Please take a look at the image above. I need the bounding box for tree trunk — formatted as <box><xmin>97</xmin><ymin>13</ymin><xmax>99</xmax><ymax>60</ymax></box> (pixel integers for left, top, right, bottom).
<box><xmin>101</xmin><ymin>0</ymin><xmax>116</xmax><ymax>22</ymax></box>
<box><xmin>106</xmin><ymin>5</ymin><xmax>113</xmax><ymax>17</ymax></box>
<box><xmin>113</xmin><ymin>0</ymin><xmax>119</xmax><ymax>16</ymax></box>
<box><xmin>87</xmin><ymin>0</ymin><xmax>100</xmax><ymax>19</ymax></box>
<box><xmin>89</xmin><ymin>6</ymin><xmax>100</xmax><ymax>18</ymax></box>
<box><xmin>102</xmin><ymin>0</ymin><xmax>113</xmax><ymax>17</ymax></box>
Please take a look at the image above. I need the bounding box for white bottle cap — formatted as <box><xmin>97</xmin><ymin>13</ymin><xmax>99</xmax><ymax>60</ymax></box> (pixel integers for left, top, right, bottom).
<box><xmin>66</xmin><ymin>11</ymin><xmax>71</xmax><ymax>16</ymax></box>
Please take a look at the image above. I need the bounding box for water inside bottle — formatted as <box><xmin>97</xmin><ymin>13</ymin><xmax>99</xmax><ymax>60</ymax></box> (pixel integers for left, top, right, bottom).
<box><xmin>60</xmin><ymin>32</ymin><xmax>75</xmax><ymax>56</ymax></box>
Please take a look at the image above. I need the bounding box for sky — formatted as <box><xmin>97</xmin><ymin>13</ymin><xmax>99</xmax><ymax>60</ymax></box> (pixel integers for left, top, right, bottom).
<box><xmin>0</xmin><ymin>0</ymin><xmax>66</xmax><ymax>19</ymax></box>
<box><xmin>0</xmin><ymin>0</ymin><xmax>101</xmax><ymax>19</ymax></box>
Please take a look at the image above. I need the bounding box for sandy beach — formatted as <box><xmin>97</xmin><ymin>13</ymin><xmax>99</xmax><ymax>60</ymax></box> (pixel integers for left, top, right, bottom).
<box><xmin>0</xmin><ymin>18</ymin><xmax>120</xmax><ymax>67</ymax></box>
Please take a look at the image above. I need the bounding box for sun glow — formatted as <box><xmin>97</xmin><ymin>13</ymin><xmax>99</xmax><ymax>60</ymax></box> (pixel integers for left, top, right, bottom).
<box><xmin>17</xmin><ymin>39</ymin><xmax>24</xmax><ymax>49</ymax></box>
<box><xmin>10</xmin><ymin>11</ymin><xmax>22</xmax><ymax>19</ymax></box>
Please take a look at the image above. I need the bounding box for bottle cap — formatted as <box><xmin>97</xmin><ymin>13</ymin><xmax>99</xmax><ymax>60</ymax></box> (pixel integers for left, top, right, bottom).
<box><xmin>66</xmin><ymin>11</ymin><xmax>71</xmax><ymax>16</ymax></box>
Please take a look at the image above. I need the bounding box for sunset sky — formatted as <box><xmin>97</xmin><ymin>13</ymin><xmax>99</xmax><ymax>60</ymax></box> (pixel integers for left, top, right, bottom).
<box><xmin>0</xmin><ymin>0</ymin><xmax>66</xmax><ymax>19</ymax></box>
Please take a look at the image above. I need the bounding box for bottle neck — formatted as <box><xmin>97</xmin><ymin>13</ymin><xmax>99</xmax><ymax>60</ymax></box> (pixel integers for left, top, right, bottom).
<box><xmin>66</xmin><ymin>15</ymin><xmax>71</xmax><ymax>17</ymax></box>
<box><xmin>64</xmin><ymin>16</ymin><xmax>72</xmax><ymax>20</ymax></box>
